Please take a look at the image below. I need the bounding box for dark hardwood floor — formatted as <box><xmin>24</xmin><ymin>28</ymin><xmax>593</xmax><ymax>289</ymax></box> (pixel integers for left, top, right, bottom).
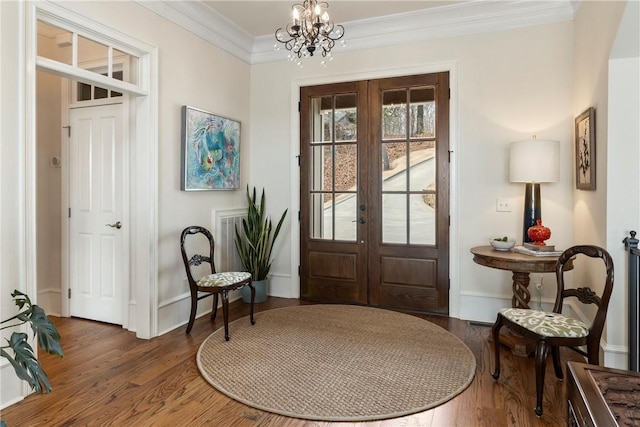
<box><xmin>1</xmin><ymin>297</ymin><xmax>583</xmax><ymax>426</ymax></box>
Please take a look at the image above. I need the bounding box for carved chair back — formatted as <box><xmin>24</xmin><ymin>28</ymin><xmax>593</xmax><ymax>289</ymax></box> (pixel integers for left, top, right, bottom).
<box><xmin>553</xmin><ymin>245</ymin><xmax>615</xmax><ymax>345</ymax></box>
<box><xmin>180</xmin><ymin>226</ymin><xmax>217</xmax><ymax>289</ymax></box>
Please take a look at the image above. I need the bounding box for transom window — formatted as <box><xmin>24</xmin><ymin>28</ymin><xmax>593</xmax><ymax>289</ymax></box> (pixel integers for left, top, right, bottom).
<box><xmin>35</xmin><ymin>17</ymin><xmax>146</xmax><ymax>98</ymax></box>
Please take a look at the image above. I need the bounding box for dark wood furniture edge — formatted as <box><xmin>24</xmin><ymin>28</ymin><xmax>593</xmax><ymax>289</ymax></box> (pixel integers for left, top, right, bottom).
<box><xmin>567</xmin><ymin>361</ymin><xmax>640</xmax><ymax>426</ymax></box>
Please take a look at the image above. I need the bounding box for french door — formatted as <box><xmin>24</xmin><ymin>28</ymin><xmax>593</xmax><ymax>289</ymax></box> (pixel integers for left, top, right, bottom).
<box><xmin>300</xmin><ymin>72</ymin><xmax>450</xmax><ymax>314</ymax></box>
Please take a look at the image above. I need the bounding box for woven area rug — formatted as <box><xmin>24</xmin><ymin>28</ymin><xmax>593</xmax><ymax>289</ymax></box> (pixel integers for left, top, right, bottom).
<box><xmin>196</xmin><ymin>304</ymin><xmax>476</xmax><ymax>421</ymax></box>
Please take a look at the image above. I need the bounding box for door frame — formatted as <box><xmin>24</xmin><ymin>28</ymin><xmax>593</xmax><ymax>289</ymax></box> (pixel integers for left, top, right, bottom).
<box><xmin>25</xmin><ymin>2</ymin><xmax>159</xmax><ymax>338</ymax></box>
<box><xmin>289</xmin><ymin>63</ymin><xmax>460</xmax><ymax>317</ymax></box>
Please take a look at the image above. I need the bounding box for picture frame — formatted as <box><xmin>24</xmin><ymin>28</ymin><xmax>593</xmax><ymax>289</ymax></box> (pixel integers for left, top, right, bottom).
<box><xmin>181</xmin><ymin>105</ymin><xmax>241</xmax><ymax>191</ymax></box>
<box><xmin>575</xmin><ymin>107</ymin><xmax>596</xmax><ymax>191</ymax></box>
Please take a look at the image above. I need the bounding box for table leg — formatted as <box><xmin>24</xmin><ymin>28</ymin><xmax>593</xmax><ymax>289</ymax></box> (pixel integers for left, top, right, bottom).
<box><xmin>491</xmin><ymin>270</ymin><xmax>535</xmax><ymax>356</ymax></box>
<box><xmin>512</xmin><ymin>271</ymin><xmax>531</xmax><ymax>308</ymax></box>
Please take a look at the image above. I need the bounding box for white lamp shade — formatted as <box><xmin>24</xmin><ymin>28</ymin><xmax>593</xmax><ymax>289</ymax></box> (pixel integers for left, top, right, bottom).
<box><xmin>509</xmin><ymin>139</ymin><xmax>560</xmax><ymax>183</ymax></box>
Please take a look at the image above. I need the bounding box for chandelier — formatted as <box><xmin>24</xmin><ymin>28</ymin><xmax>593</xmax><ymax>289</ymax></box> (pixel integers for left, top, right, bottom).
<box><xmin>275</xmin><ymin>0</ymin><xmax>345</xmax><ymax>62</ymax></box>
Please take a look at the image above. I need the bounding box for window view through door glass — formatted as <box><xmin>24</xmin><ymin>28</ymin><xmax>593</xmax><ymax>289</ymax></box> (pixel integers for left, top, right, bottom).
<box><xmin>308</xmin><ymin>86</ymin><xmax>437</xmax><ymax>245</ymax></box>
<box><xmin>309</xmin><ymin>94</ymin><xmax>358</xmax><ymax>241</ymax></box>
<box><xmin>381</xmin><ymin>87</ymin><xmax>436</xmax><ymax>245</ymax></box>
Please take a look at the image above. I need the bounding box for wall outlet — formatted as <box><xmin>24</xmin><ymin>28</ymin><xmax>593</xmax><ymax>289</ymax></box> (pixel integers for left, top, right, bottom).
<box><xmin>534</xmin><ymin>275</ymin><xmax>544</xmax><ymax>292</ymax></box>
<box><xmin>496</xmin><ymin>199</ymin><xmax>512</xmax><ymax>212</ymax></box>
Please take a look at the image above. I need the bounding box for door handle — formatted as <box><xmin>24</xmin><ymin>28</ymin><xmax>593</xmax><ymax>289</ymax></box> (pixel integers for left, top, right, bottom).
<box><xmin>106</xmin><ymin>221</ymin><xmax>122</xmax><ymax>229</ymax></box>
<box><xmin>351</xmin><ymin>218</ymin><xmax>366</xmax><ymax>224</ymax></box>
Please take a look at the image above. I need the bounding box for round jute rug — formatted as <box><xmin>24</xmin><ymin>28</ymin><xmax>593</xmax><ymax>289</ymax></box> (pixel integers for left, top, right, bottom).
<box><xmin>196</xmin><ymin>304</ymin><xmax>476</xmax><ymax>421</ymax></box>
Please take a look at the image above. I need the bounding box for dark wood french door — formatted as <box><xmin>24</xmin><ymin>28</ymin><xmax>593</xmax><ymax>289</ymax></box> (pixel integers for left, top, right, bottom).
<box><xmin>300</xmin><ymin>72</ymin><xmax>450</xmax><ymax>314</ymax></box>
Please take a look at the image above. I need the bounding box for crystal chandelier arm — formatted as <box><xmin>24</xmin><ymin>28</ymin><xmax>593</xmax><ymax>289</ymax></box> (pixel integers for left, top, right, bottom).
<box><xmin>274</xmin><ymin>0</ymin><xmax>344</xmax><ymax>60</ymax></box>
<box><xmin>275</xmin><ymin>31</ymin><xmax>301</xmax><ymax>57</ymax></box>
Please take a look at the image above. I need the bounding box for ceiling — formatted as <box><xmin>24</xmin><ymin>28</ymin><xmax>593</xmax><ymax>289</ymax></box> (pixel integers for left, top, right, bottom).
<box><xmin>202</xmin><ymin>1</ymin><xmax>464</xmax><ymax>37</ymax></box>
<box><xmin>137</xmin><ymin>1</ymin><xmax>581</xmax><ymax>64</ymax></box>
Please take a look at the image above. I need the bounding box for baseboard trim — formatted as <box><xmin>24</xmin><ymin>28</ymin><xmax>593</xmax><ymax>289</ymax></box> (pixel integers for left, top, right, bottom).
<box><xmin>268</xmin><ymin>273</ymin><xmax>294</xmax><ymax>298</ymax></box>
<box><xmin>0</xmin><ymin>355</ymin><xmax>30</xmax><ymax>409</ymax></box>
<box><xmin>36</xmin><ymin>287</ymin><xmax>61</xmax><ymax>317</ymax></box>
<box><xmin>601</xmin><ymin>341</ymin><xmax>629</xmax><ymax>370</ymax></box>
<box><xmin>157</xmin><ymin>289</ymin><xmax>242</xmax><ymax>336</ymax></box>
<box><xmin>459</xmin><ymin>291</ymin><xmax>575</xmax><ymax>324</ymax></box>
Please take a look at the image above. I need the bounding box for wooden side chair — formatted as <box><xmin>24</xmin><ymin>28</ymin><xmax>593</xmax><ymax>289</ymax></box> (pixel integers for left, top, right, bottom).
<box><xmin>491</xmin><ymin>245</ymin><xmax>614</xmax><ymax>417</ymax></box>
<box><xmin>180</xmin><ymin>226</ymin><xmax>254</xmax><ymax>340</ymax></box>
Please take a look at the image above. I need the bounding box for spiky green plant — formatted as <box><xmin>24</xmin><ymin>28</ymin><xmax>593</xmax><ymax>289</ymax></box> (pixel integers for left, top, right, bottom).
<box><xmin>234</xmin><ymin>186</ymin><xmax>288</xmax><ymax>281</ymax></box>
<box><xmin>1</xmin><ymin>290</ymin><xmax>63</xmax><ymax>394</ymax></box>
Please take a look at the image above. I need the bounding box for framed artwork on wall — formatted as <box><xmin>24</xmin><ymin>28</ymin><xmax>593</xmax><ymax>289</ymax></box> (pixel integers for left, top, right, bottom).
<box><xmin>181</xmin><ymin>105</ymin><xmax>241</xmax><ymax>191</ymax></box>
<box><xmin>575</xmin><ymin>107</ymin><xmax>596</xmax><ymax>191</ymax></box>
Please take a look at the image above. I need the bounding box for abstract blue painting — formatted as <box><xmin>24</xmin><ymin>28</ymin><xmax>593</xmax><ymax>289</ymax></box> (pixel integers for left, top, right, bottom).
<box><xmin>181</xmin><ymin>106</ymin><xmax>241</xmax><ymax>190</ymax></box>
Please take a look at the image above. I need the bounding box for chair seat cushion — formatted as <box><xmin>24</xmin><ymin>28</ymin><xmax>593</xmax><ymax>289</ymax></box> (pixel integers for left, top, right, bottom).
<box><xmin>197</xmin><ymin>271</ymin><xmax>251</xmax><ymax>288</ymax></box>
<box><xmin>499</xmin><ymin>308</ymin><xmax>590</xmax><ymax>338</ymax></box>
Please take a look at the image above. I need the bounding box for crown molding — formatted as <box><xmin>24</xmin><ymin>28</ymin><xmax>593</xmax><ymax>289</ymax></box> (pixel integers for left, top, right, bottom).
<box><xmin>137</xmin><ymin>0</ymin><xmax>576</xmax><ymax>65</ymax></box>
<box><xmin>136</xmin><ymin>0</ymin><xmax>255</xmax><ymax>63</ymax></box>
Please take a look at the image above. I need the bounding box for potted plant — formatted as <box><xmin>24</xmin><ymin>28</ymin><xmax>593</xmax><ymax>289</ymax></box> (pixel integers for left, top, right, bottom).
<box><xmin>234</xmin><ymin>186</ymin><xmax>287</xmax><ymax>303</ymax></box>
<box><xmin>1</xmin><ymin>290</ymin><xmax>63</xmax><ymax>425</ymax></box>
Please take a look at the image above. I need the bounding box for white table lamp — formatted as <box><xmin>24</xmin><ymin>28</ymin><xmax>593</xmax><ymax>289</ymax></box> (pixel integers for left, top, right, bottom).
<box><xmin>510</xmin><ymin>137</ymin><xmax>560</xmax><ymax>244</ymax></box>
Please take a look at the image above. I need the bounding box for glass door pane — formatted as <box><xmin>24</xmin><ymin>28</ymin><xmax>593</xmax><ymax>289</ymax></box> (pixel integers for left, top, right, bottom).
<box><xmin>308</xmin><ymin>93</ymin><xmax>358</xmax><ymax>241</ymax></box>
<box><xmin>380</xmin><ymin>87</ymin><xmax>436</xmax><ymax>245</ymax></box>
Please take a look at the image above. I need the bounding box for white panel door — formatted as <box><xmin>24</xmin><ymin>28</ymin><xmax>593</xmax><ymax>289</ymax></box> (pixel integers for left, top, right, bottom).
<box><xmin>69</xmin><ymin>104</ymin><xmax>125</xmax><ymax>324</ymax></box>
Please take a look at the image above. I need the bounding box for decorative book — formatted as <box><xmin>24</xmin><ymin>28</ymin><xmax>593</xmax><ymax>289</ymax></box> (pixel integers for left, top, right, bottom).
<box><xmin>514</xmin><ymin>246</ymin><xmax>563</xmax><ymax>257</ymax></box>
<box><xmin>523</xmin><ymin>242</ymin><xmax>557</xmax><ymax>252</ymax></box>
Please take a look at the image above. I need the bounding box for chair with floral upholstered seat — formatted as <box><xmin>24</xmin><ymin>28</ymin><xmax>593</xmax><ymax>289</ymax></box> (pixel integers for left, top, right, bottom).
<box><xmin>491</xmin><ymin>245</ymin><xmax>614</xmax><ymax>417</ymax></box>
<box><xmin>180</xmin><ymin>225</ymin><xmax>254</xmax><ymax>340</ymax></box>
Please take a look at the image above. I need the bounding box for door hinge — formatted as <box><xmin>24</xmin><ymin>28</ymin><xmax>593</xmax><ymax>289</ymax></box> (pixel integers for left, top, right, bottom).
<box><xmin>63</xmin><ymin>125</ymin><xmax>71</xmax><ymax>137</ymax></box>
<box><xmin>448</xmin><ymin>278</ymin><xmax>451</xmax><ymax>290</ymax></box>
<box><xmin>297</xmin><ymin>155</ymin><xmax>300</xmax><ymax>166</ymax></box>
<box><xmin>298</xmin><ymin>101</ymin><xmax>301</xmax><ymax>112</ymax></box>
<box><xmin>68</xmin><ymin>208</ymin><xmax>71</xmax><ymax>218</ymax></box>
<box><xmin>298</xmin><ymin>210</ymin><xmax>301</xmax><ymax>221</ymax></box>
<box><xmin>448</xmin><ymin>150</ymin><xmax>453</xmax><ymax>163</ymax></box>
<box><xmin>448</xmin><ymin>215</ymin><xmax>450</xmax><ymax>226</ymax></box>
<box><xmin>68</xmin><ymin>288</ymin><xmax>71</xmax><ymax>299</ymax></box>
<box><xmin>298</xmin><ymin>265</ymin><xmax>301</xmax><ymax>276</ymax></box>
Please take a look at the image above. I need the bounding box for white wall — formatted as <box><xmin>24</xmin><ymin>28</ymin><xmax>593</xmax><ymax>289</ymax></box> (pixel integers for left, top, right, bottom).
<box><xmin>36</xmin><ymin>32</ymin><xmax>63</xmax><ymax>315</ymax></box>
<box><xmin>572</xmin><ymin>1</ymin><xmax>629</xmax><ymax>368</ymax></box>
<box><xmin>1</xmin><ymin>0</ymin><xmax>31</xmax><ymax>408</ymax></box>
<box><xmin>606</xmin><ymin>0</ymin><xmax>639</xmax><ymax>368</ymax></box>
<box><xmin>250</xmin><ymin>22</ymin><xmax>576</xmax><ymax>322</ymax></box>
<box><xmin>572</xmin><ymin>1</ymin><xmax>626</xmax><ymax>248</ymax></box>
